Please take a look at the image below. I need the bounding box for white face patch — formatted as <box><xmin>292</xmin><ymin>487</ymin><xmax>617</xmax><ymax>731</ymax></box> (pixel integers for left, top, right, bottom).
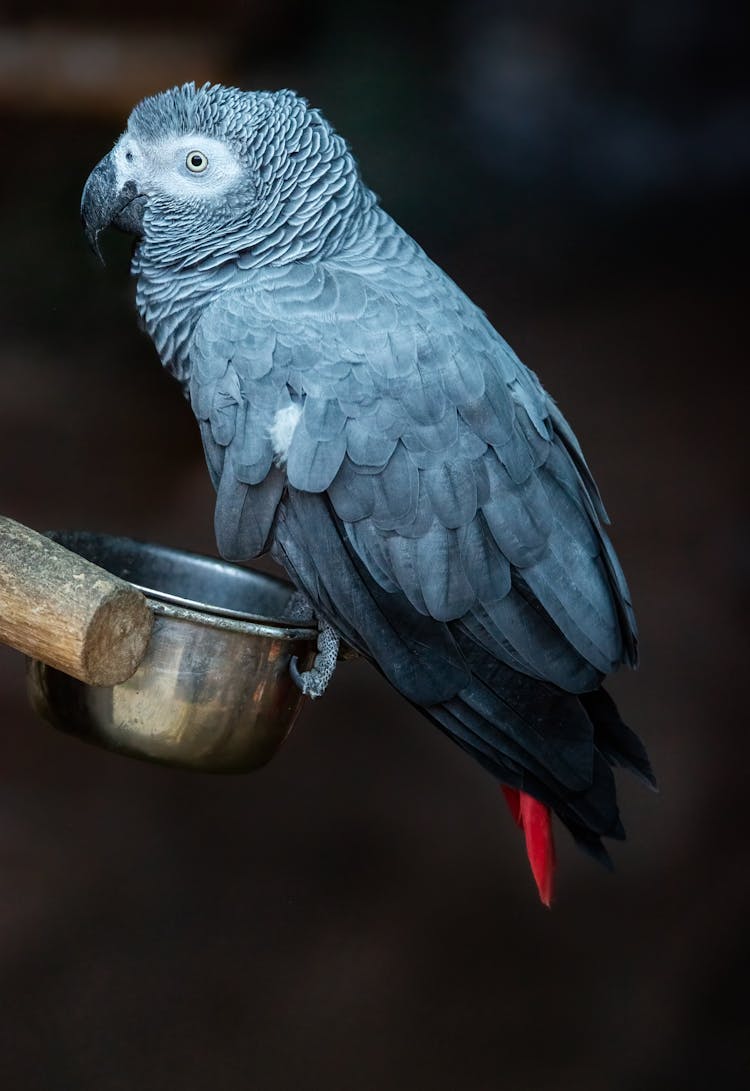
<box><xmin>268</xmin><ymin>404</ymin><xmax>302</xmax><ymax>463</ymax></box>
<box><xmin>113</xmin><ymin>133</ymin><xmax>243</xmax><ymax>202</ymax></box>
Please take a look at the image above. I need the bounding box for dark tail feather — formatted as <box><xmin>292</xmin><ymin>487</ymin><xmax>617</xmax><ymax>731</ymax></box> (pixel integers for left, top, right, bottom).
<box><xmin>569</xmin><ymin>825</ymin><xmax>615</xmax><ymax>870</ymax></box>
<box><xmin>427</xmin><ymin>678</ymin><xmax>627</xmax><ymax>873</ymax></box>
<box><xmin>580</xmin><ymin>687</ymin><xmax>657</xmax><ymax>790</ymax></box>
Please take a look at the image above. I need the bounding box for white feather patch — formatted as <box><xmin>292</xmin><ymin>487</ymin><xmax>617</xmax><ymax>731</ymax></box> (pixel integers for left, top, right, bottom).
<box><xmin>268</xmin><ymin>404</ymin><xmax>302</xmax><ymax>463</ymax></box>
<box><xmin>113</xmin><ymin>133</ymin><xmax>242</xmax><ymax>201</ymax></box>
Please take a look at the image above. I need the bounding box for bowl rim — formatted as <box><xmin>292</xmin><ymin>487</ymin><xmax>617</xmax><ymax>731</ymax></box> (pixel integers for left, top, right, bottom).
<box><xmin>46</xmin><ymin>530</ymin><xmax>318</xmax><ymax>636</ymax></box>
<box><xmin>149</xmin><ymin>598</ymin><xmax>317</xmax><ymax>641</ymax></box>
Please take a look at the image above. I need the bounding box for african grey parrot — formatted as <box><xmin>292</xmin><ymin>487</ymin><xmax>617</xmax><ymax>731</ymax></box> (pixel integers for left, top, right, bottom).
<box><xmin>81</xmin><ymin>82</ymin><xmax>654</xmax><ymax>904</ymax></box>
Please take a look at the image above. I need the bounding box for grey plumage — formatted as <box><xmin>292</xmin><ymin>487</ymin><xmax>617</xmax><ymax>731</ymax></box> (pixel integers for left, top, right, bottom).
<box><xmin>81</xmin><ymin>82</ymin><xmax>654</xmax><ymax>876</ymax></box>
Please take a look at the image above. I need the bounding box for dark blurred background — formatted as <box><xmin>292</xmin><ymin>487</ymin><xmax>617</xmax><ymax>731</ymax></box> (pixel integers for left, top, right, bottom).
<box><xmin>0</xmin><ymin>2</ymin><xmax>747</xmax><ymax>1088</ymax></box>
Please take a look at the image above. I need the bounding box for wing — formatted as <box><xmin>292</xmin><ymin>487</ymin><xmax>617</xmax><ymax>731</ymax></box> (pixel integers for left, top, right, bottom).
<box><xmin>188</xmin><ymin>244</ymin><xmax>636</xmax><ymax>696</ymax></box>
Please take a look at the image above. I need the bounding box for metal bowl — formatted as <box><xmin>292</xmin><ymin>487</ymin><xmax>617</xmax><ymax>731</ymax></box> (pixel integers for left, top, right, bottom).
<box><xmin>26</xmin><ymin>532</ymin><xmax>318</xmax><ymax>773</ymax></box>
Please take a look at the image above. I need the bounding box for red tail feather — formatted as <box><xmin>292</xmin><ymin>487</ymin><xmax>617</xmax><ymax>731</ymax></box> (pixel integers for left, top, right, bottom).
<box><xmin>502</xmin><ymin>787</ymin><xmax>556</xmax><ymax>907</ymax></box>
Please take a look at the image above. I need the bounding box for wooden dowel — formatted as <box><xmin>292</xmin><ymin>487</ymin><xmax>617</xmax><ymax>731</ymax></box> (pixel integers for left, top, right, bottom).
<box><xmin>0</xmin><ymin>517</ymin><xmax>153</xmax><ymax>686</ymax></box>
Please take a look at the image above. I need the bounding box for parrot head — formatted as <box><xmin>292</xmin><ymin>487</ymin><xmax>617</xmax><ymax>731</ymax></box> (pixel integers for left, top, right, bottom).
<box><xmin>81</xmin><ymin>82</ymin><xmax>362</xmax><ymax>268</ymax></box>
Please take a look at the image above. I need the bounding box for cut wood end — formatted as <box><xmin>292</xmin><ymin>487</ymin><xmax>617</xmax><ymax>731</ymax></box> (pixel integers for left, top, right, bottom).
<box><xmin>81</xmin><ymin>587</ymin><xmax>154</xmax><ymax>687</ymax></box>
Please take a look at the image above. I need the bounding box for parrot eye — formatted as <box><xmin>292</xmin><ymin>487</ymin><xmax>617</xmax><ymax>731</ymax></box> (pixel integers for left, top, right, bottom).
<box><xmin>186</xmin><ymin>150</ymin><xmax>209</xmax><ymax>173</ymax></box>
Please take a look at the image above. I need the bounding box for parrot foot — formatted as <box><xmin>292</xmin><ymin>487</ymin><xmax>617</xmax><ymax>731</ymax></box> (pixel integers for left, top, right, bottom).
<box><xmin>290</xmin><ymin>620</ymin><xmax>339</xmax><ymax>700</ymax></box>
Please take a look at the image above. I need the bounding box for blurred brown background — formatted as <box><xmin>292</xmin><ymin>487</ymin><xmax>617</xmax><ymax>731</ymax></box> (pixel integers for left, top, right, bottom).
<box><xmin>0</xmin><ymin>2</ymin><xmax>747</xmax><ymax>1088</ymax></box>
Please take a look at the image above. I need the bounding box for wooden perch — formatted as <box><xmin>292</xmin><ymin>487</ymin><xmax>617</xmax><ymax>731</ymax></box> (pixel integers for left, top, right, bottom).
<box><xmin>0</xmin><ymin>516</ymin><xmax>153</xmax><ymax>686</ymax></box>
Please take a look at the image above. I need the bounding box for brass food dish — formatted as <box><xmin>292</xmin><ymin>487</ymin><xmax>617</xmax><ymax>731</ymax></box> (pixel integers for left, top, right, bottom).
<box><xmin>27</xmin><ymin>532</ymin><xmax>318</xmax><ymax>772</ymax></box>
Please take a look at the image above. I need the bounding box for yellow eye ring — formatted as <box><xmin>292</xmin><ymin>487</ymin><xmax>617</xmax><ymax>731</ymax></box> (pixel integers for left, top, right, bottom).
<box><xmin>186</xmin><ymin>150</ymin><xmax>208</xmax><ymax>173</ymax></box>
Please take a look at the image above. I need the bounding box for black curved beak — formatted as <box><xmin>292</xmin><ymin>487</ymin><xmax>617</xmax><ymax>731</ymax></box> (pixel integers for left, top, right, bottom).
<box><xmin>81</xmin><ymin>153</ymin><xmax>146</xmax><ymax>263</ymax></box>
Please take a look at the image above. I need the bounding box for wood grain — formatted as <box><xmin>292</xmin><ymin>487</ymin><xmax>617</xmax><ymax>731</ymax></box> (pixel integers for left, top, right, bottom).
<box><xmin>0</xmin><ymin>516</ymin><xmax>152</xmax><ymax>685</ymax></box>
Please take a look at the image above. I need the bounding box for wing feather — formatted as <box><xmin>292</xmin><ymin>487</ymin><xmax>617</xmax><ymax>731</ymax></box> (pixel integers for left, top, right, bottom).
<box><xmin>188</xmin><ymin>254</ymin><xmax>634</xmax><ymax>689</ymax></box>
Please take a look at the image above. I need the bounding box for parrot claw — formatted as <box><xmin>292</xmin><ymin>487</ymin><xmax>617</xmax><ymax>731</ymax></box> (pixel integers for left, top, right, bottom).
<box><xmin>290</xmin><ymin>619</ymin><xmax>339</xmax><ymax>699</ymax></box>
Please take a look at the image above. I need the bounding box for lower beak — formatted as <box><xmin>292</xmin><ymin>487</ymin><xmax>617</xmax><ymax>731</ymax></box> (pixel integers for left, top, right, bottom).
<box><xmin>81</xmin><ymin>154</ymin><xmax>146</xmax><ymax>262</ymax></box>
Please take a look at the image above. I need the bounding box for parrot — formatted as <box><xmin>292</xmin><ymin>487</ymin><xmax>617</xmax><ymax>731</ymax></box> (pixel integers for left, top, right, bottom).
<box><xmin>81</xmin><ymin>82</ymin><xmax>655</xmax><ymax>905</ymax></box>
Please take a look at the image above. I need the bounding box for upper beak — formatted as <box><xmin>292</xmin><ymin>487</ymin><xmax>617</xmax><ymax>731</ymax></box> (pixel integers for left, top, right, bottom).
<box><xmin>81</xmin><ymin>153</ymin><xmax>146</xmax><ymax>263</ymax></box>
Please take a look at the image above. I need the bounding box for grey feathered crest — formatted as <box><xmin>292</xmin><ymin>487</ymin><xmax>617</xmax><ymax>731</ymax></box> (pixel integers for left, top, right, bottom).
<box><xmin>128</xmin><ymin>82</ymin><xmax>306</xmax><ymax>150</ymax></box>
